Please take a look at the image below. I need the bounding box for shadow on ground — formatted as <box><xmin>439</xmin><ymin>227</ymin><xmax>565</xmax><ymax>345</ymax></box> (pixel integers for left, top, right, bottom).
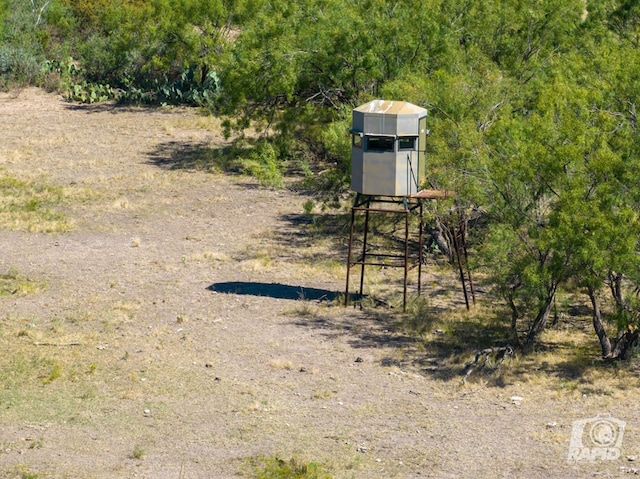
<box><xmin>147</xmin><ymin>140</ymin><xmax>241</xmax><ymax>172</ymax></box>
<box><xmin>269</xmin><ymin>212</ymin><xmax>353</xmax><ymax>261</ymax></box>
<box><xmin>208</xmin><ymin>281</ymin><xmax>348</xmax><ymax>302</ymax></box>
<box><xmin>269</xmin><ymin>211</ymin><xmax>445</xmax><ymax>281</ymax></box>
<box><xmin>291</xmin><ymin>297</ymin><xmax>640</xmax><ymax>386</ymax></box>
<box><xmin>290</xmin><ymin>298</ymin><xmax>518</xmax><ymax>384</ymax></box>
<box><xmin>64</xmin><ymin>101</ymin><xmax>161</xmax><ymax>114</ymax></box>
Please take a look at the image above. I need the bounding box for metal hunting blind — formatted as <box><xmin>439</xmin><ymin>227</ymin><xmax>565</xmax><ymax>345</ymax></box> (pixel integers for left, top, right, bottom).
<box><xmin>350</xmin><ymin>99</ymin><xmax>428</xmax><ymax>197</ymax></box>
<box><xmin>345</xmin><ymin>100</ymin><xmax>473</xmax><ymax>311</ymax></box>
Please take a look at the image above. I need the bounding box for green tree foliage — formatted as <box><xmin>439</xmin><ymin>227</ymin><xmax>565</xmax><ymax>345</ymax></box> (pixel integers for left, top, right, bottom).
<box><xmin>0</xmin><ymin>1</ymin><xmax>6</xmax><ymax>36</ymax></box>
<box><xmin>472</xmin><ymin>5</ymin><xmax>640</xmax><ymax>353</ymax></box>
<box><xmin>134</xmin><ymin>0</ymin><xmax>233</xmax><ymax>90</ymax></box>
<box><xmin>37</xmin><ymin>0</ymin><xmax>232</xmax><ymax>103</ymax></box>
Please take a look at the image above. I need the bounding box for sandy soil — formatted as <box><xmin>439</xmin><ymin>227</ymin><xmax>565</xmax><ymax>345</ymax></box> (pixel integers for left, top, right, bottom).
<box><xmin>0</xmin><ymin>88</ymin><xmax>637</xmax><ymax>479</ymax></box>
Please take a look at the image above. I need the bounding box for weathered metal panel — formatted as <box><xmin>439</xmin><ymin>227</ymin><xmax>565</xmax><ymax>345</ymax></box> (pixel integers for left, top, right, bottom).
<box><xmin>352</xmin><ymin>110</ymin><xmax>365</xmax><ymax>134</ymax></box>
<box><xmin>396</xmin><ymin>115</ymin><xmax>421</xmax><ymax>135</ymax></box>
<box><xmin>351</xmin><ymin>148</ymin><xmax>365</xmax><ymax>193</ymax></box>
<box><xmin>365</xmin><ymin>152</ymin><xmax>397</xmax><ymax>196</ymax></box>
<box><xmin>402</xmin><ymin>151</ymin><xmax>420</xmax><ymax>195</ymax></box>
<box><xmin>363</xmin><ymin>114</ymin><xmax>398</xmax><ymax>136</ymax></box>
<box><xmin>353</xmin><ymin>151</ymin><xmax>397</xmax><ymax>195</ymax></box>
<box><xmin>394</xmin><ymin>152</ymin><xmax>420</xmax><ymax>196</ymax></box>
<box><xmin>352</xmin><ymin>152</ymin><xmax>422</xmax><ymax>196</ymax></box>
<box><xmin>418</xmin><ymin>116</ymin><xmax>428</xmax><ymax>188</ymax></box>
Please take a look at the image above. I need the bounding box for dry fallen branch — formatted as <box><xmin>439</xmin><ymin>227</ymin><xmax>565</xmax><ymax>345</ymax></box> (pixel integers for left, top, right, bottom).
<box><xmin>33</xmin><ymin>341</ymin><xmax>81</xmax><ymax>347</ymax></box>
<box><xmin>462</xmin><ymin>345</ymin><xmax>514</xmax><ymax>384</ymax></box>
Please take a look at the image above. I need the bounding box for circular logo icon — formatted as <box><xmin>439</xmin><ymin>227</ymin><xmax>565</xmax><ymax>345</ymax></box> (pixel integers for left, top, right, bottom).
<box><xmin>590</xmin><ymin>420</ymin><xmax>618</xmax><ymax>447</ymax></box>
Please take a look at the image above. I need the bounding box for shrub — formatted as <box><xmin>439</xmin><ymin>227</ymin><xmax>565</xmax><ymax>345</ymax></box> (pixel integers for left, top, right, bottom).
<box><xmin>239</xmin><ymin>141</ymin><xmax>284</xmax><ymax>188</ymax></box>
<box><xmin>0</xmin><ymin>45</ymin><xmax>41</xmax><ymax>88</ymax></box>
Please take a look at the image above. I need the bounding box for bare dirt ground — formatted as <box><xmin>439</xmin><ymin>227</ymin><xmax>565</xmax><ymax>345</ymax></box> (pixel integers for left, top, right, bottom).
<box><xmin>0</xmin><ymin>88</ymin><xmax>639</xmax><ymax>479</ymax></box>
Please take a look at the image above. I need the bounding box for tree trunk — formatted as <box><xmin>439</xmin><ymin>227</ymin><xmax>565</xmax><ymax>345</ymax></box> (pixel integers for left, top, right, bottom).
<box><xmin>524</xmin><ymin>283</ymin><xmax>557</xmax><ymax>345</ymax></box>
<box><xmin>608</xmin><ymin>271</ymin><xmax>624</xmax><ymax>305</ymax></box>
<box><xmin>587</xmin><ymin>283</ymin><xmax>638</xmax><ymax>360</ymax></box>
<box><xmin>611</xmin><ymin>328</ymin><xmax>639</xmax><ymax>360</ymax></box>
<box><xmin>424</xmin><ymin>220</ymin><xmax>453</xmax><ymax>263</ymax></box>
<box><xmin>506</xmin><ymin>288</ymin><xmax>522</xmax><ymax>348</ymax></box>
<box><xmin>587</xmin><ymin>285</ymin><xmax>612</xmax><ymax>358</ymax></box>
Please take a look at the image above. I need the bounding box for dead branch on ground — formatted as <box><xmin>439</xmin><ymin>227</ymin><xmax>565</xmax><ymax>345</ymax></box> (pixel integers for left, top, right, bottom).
<box><xmin>462</xmin><ymin>345</ymin><xmax>514</xmax><ymax>384</ymax></box>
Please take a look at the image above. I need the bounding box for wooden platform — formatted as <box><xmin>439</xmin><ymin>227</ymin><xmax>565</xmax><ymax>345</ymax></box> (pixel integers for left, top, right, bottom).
<box><xmin>410</xmin><ymin>189</ymin><xmax>456</xmax><ymax>199</ymax></box>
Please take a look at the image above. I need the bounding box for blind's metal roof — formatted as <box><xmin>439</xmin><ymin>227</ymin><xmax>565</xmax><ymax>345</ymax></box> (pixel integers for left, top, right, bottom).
<box><xmin>354</xmin><ymin>100</ymin><xmax>427</xmax><ymax>116</ymax></box>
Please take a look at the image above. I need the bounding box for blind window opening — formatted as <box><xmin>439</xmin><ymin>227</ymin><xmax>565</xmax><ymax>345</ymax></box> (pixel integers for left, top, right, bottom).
<box><xmin>366</xmin><ymin>136</ymin><xmax>395</xmax><ymax>152</ymax></box>
<box><xmin>398</xmin><ymin>137</ymin><xmax>417</xmax><ymax>150</ymax></box>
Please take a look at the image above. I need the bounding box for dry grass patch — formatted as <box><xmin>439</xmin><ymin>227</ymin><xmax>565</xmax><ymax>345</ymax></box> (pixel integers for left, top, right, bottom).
<box><xmin>508</xmin><ymin>337</ymin><xmax>640</xmax><ymax>401</ymax></box>
<box><xmin>285</xmin><ymin>259</ymin><xmax>345</xmax><ymax>283</ymax></box>
<box><xmin>184</xmin><ymin>251</ymin><xmax>231</xmax><ymax>263</ymax></box>
<box><xmin>269</xmin><ymin>358</ymin><xmax>296</xmax><ymax>371</ymax></box>
<box><xmin>238</xmin><ymin>251</ymin><xmax>274</xmax><ymax>272</ymax></box>
<box><xmin>284</xmin><ymin>301</ymin><xmax>322</xmax><ymax>318</ymax></box>
<box><xmin>111</xmin><ymin>197</ymin><xmax>132</xmax><ymax>209</ymax></box>
<box><xmin>110</xmin><ymin>300</ymin><xmax>140</xmax><ymax>322</ymax></box>
<box><xmin>246</xmin><ymin>399</ymin><xmax>278</xmax><ymax>414</ymax></box>
<box><xmin>312</xmin><ymin>389</ymin><xmax>336</xmax><ymax>400</ymax></box>
<box><xmin>0</xmin><ymin>305</ymin><xmax>195</xmax><ymax>428</ymax></box>
<box><xmin>170</xmin><ymin>114</ymin><xmax>225</xmax><ymax>132</ymax></box>
<box><xmin>0</xmin><ymin>323</ymin><xmax>104</xmax><ymax>424</ymax></box>
<box><xmin>233</xmin><ymin>215</ymin><xmax>348</xmax><ymax>281</ymax></box>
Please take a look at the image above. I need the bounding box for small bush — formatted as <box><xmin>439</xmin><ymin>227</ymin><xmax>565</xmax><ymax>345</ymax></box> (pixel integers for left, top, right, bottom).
<box><xmin>131</xmin><ymin>444</ymin><xmax>145</xmax><ymax>460</ymax></box>
<box><xmin>253</xmin><ymin>456</ymin><xmax>332</xmax><ymax>479</ymax></box>
<box><xmin>239</xmin><ymin>141</ymin><xmax>284</xmax><ymax>188</ymax></box>
<box><xmin>0</xmin><ymin>45</ymin><xmax>41</xmax><ymax>88</ymax></box>
<box><xmin>303</xmin><ymin>199</ymin><xmax>314</xmax><ymax>215</ymax></box>
<box><xmin>43</xmin><ymin>363</ymin><xmax>63</xmax><ymax>385</ymax></box>
<box><xmin>13</xmin><ymin>465</ymin><xmax>40</xmax><ymax>479</ymax></box>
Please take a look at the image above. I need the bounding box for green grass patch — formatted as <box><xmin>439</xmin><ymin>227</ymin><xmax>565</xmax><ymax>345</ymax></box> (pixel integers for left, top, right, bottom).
<box><xmin>0</xmin><ymin>344</ymin><xmax>105</xmax><ymax>424</ymax></box>
<box><xmin>0</xmin><ymin>268</ymin><xmax>46</xmax><ymax>296</ymax></box>
<box><xmin>8</xmin><ymin>465</ymin><xmax>42</xmax><ymax>479</ymax></box>
<box><xmin>148</xmin><ymin>138</ymin><xmax>285</xmax><ymax>188</ymax></box>
<box><xmin>251</xmin><ymin>456</ymin><xmax>332</xmax><ymax>479</ymax></box>
<box><xmin>0</xmin><ymin>169</ymin><xmax>91</xmax><ymax>232</ymax></box>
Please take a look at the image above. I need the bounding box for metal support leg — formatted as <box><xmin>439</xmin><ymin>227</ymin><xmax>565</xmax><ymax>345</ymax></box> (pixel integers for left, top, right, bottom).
<box><xmin>344</xmin><ymin>205</ymin><xmax>356</xmax><ymax>307</ymax></box>
<box><xmin>403</xmin><ymin>207</ymin><xmax>409</xmax><ymax>312</ymax></box>
<box><xmin>359</xmin><ymin>197</ymin><xmax>371</xmax><ymax>303</ymax></box>
<box><xmin>417</xmin><ymin>201</ymin><xmax>424</xmax><ymax>296</ymax></box>
<box><xmin>452</xmin><ymin>221</ymin><xmax>470</xmax><ymax>310</ymax></box>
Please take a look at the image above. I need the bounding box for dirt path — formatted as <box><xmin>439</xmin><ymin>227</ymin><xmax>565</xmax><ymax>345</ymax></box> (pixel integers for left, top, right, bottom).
<box><xmin>0</xmin><ymin>89</ymin><xmax>636</xmax><ymax>478</ymax></box>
